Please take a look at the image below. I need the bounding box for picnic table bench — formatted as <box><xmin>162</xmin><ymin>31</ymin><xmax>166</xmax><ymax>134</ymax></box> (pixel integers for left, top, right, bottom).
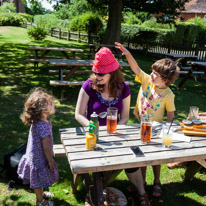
<box><xmin>26</xmin><ymin>46</ymin><xmax>84</xmax><ymax>69</ymax></box>
<box><xmin>178</xmin><ymin>61</ymin><xmax>206</xmax><ymax>89</ymax></box>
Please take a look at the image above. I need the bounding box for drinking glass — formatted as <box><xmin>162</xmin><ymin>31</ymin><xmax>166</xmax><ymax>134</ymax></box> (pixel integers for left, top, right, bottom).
<box><xmin>188</xmin><ymin>106</ymin><xmax>199</xmax><ymax>120</ymax></box>
<box><xmin>107</xmin><ymin>107</ymin><xmax>118</xmax><ymax>134</ymax></box>
<box><xmin>141</xmin><ymin>115</ymin><xmax>152</xmax><ymax>143</ymax></box>
<box><xmin>162</xmin><ymin>124</ymin><xmax>173</xmax><ymax>148</ymax></box>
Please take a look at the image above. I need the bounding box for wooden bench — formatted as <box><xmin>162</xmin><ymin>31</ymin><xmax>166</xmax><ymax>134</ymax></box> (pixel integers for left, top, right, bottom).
<box><xmin>180</xmin><ymin>66</ymin><xmax>192</xmax><ymax>70</ymax></box>
<box><xmin>179</xmin><ymin>71</ymin><xmax>205</xmax><ymax>75</ymax></box>
<box><xmin>26</xmin><ymin>59</ymin><xmax>49</xmax><ymax>63</ymax></box>
<box><xmin>49</xmin><ymin>70</ymin><xmax>93</xmax><ymax>75</ymax></box>
<box><xmin>50</xmin><ymin>80</ymin><xmax>135</xmax><ymax>86</ymax></box>
<box><xmin>53</xmin><ymin>144</ymin><xmax>66</xmax><ymax>157</ymax></box>
<box><xmin>30</xmin><ymin>55</ymin><xmax>65</xmax><ymax>59</ymax></box>
<box><xmin>50</xmin><ymin>80</ymin><xmax>135</xmax><ymax>100</ymax></box>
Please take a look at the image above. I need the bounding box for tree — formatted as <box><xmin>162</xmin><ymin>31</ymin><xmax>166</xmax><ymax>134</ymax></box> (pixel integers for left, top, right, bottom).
<box><xmin>87</xmin><ymin>0</ymin><xmax>191</xmax><ymax>44</ymax></box>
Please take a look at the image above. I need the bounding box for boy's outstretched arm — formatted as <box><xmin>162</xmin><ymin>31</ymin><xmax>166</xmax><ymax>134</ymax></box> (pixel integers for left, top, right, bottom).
<box><xmin>115</xmin><ymin>42</ymin><xmax>141</xmax><ymax>76</ymax></box>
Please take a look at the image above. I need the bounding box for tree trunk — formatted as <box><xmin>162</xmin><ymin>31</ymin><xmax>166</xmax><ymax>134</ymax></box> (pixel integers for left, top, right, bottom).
<box><xmin>102</xmin><ymin>0</ymin><xmax>122</xmax><ymax>44</ymax></box>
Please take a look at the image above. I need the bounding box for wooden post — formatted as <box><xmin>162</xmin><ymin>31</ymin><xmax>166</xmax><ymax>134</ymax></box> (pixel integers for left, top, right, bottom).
<box><xmin>67</xmin><ymin>30</ymin><xmax>70</xmax><ymax>41</ymax></box>
<box><xmin>195</xmin><ymin>43</ymin><xmax>199</xmax><ymax>56</ymax></box>
<box><xmin>78</xmin><ymin>31</ymin><xmax>80</xmax><ymax>42</ymax></box>
<box><xmin>168</xmin><ymin>42</ymin><xmax>171</xmax><ymax>53</ymax></box>
<box><xmin>51</xmin><ymin>28</ymin><xmax>53</xmax><ymax>37</ymax></box>
<box><xmin>59</xmin><ymin>29</ymin><xmax>61</xmax><ymax>39</ymax></box>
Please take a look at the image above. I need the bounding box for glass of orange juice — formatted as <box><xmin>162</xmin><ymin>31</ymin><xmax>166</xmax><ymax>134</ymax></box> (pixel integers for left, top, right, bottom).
<box><xmin>162</xmin><ymin>124</ymin><xmax>173</xmax><ymax>148</ymax></box>
<box><xmin>107</xmin><ymin>107</ymin><xmax>118</xmax><ymax>134</ymax></box>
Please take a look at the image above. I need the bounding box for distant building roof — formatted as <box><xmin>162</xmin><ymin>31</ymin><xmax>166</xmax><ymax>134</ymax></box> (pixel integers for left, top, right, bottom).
<box><xmin>182</xmin><ymin>0</ymin><xmax>206</xmax><ymax>13</ymax></box>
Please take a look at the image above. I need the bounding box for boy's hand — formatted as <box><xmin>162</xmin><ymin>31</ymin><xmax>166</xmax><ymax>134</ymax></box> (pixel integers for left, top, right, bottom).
<box><xmin>115</xmin><ymin>42</ymin><xmax>129</xmax><ymax>56</ymax></box>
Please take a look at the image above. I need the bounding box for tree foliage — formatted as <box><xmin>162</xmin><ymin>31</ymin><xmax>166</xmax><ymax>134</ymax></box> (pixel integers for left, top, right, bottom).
<box><xmin>28</xmin><ymin>0</ymin><xmax>191</xmax><ymax>43</ymax></box>
<box><xmin>0</xmin><ymin>2</ymin><xmax>16</xmax><ymax>13</ymax></box>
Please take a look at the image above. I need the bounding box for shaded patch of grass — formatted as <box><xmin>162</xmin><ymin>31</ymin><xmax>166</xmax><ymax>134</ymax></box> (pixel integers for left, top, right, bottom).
<box><xmin>0</xmin><ymin>26</ymin><xmax>206</xmax><ymax>206</ymax></box>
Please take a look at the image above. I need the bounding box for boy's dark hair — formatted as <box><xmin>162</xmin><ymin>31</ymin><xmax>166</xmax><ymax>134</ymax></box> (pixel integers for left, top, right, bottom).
<box><xmin>152</xmin><ymin>58</ymin><xmax>180</xmax><ymax>86</ymax></box>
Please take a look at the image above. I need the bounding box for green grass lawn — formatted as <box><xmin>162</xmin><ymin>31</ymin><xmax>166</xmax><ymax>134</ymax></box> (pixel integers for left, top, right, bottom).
<box><xmin>0</xmin><ymin>26</ymin><xmax>206</xmax><ymax>206</ymax></box>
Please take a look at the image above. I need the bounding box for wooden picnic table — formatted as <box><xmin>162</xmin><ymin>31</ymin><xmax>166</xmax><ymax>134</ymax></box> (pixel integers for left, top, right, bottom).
<box><xmin>59</xmin><ymin>123</ymin><xmax>206</xmax><ymax>206</ymax></box>
<box><xmin>178</xmin><ymin>61</ymin><xmax>206</xmax><ymax>89</ymax></box>
<box><xmin>163</xmin><ymin>53</ymin><xmax>198</xmax><ymax>66</ymax></box>
<box><xmin>49</xmin><ymin>59</ymin><xmax>132</xmax><ymax>100</ymax></box>
<box><xmin>26</xmin><ymin>46</ymin><xmax>84</xmax><ymax>69</ymax></box>
<box><xmin>49</xmin><ymin>59</ymin><xmax>129</xmax><ymax>81</ymax></box>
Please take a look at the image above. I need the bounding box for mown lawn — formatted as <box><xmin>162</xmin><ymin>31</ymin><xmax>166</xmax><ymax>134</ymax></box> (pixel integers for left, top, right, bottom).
<box><xmin>0</xmin><ymin>26</ymin><xmax>206</xmax><ymax>206</ymax></box>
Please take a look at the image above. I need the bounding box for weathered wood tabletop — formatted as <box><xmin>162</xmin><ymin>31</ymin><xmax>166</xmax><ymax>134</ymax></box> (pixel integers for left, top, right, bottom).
<box><xmin>163</xmin><ymin>53</ymin><xmax>198</xmax><ymax>66</ymax></box>
<box><xmin>49</xmin><ymin>59</ymin><xmax>129</xmax><ymax>80</ymax></box>
<box><xmin>27</xmin><ymin>46</ymin><xmax>84</xmax><ymax>69</ymax></box>
<box><xmin>59</xmin><ymin>124</ymin><xmax>206</xmax><ymax>205</ymax></box>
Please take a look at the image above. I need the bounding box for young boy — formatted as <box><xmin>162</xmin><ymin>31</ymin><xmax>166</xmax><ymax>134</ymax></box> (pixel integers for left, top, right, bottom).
<box><xmin>115</xmin><ymin>42</ymin><xmax>180</xmax><ymax>197</ymax></box>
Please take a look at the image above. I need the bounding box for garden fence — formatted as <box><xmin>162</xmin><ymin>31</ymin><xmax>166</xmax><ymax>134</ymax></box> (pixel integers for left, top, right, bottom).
<box><xmin>23</xmin><ymin>22</ymin><xmax>206</xmax><ymax>61</ymax></box>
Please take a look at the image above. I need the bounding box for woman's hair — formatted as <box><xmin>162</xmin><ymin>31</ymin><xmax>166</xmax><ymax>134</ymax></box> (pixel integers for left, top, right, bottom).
<box><xmin>20</xmin><ymin>87</ymin><xmax>54</xmax><ymax>125</ymax></box>
<box><xmin>91</xmin><ymin>67</ymin><xmax>125</xmax><ymax>97</ymax></box>
<box><xmin>152</xmin><ymin>58</ymin><xmax>180</xmax><ymax>86</ymax></box>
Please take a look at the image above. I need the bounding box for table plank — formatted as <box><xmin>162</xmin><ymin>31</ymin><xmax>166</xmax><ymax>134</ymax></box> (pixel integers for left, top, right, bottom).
<box><xmin>49</xmin><ymin>59</ymin><xmax>129</xmax><ymax>67</ymax></box>
<box><xmin>28</xmin><ymin>46</ymin><xmax>83</xmax><ymax>52</ymax></box>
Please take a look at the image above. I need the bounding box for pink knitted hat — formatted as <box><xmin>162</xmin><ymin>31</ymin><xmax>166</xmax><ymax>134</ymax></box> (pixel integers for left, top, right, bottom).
<box><xmin>92</xmin><ymin>47</ymin><xmax>119</xmax><ymax>73</ymax></box>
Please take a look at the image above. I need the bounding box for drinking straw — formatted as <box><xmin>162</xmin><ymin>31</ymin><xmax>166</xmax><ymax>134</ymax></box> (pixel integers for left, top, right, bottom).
<box><xmin>167</xmin><ymin>118</ymin><xmax>174</xmax><ymax>135</ymax></box>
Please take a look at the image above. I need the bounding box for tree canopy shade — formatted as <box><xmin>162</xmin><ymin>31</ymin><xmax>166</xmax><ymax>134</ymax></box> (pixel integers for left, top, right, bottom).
<box><xmin>87</xmin><ymin>0</ymin><xmax>191</xmax><ymax>44</ymax></box>
<box><xmin>28</xmin><ymin>0</ymin><xmax>191</xmax><ymax>43</ymax></box>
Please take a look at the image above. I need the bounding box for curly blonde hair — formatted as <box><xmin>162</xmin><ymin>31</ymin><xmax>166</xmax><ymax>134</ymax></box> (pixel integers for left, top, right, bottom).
<box><xmin>91</xmin><ymin>67</ymin><xmax>125</xmax><ymax>97</ymax></box>
<box><xmin>20</xmin><ymin>87</ymin><xmax>54</xmax><ymax>125</ymax></box>
<box><xmin>152</xmin><ymin>58</ymin><xmax>180</xmax><ymax>86</ymax></box>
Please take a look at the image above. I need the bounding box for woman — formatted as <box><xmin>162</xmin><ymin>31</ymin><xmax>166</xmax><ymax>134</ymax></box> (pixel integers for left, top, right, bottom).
<box><xmin>75</xmin><ymin>47</ymin><xmax>150</xmax><ymax>206</ymax></box>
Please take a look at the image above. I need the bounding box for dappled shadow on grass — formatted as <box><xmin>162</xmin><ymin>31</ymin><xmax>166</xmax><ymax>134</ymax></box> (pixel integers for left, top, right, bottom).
<box><xmin>110</xmin><ymin>177</ymin><xmax>206</xmax><ymax>206</ymax></box>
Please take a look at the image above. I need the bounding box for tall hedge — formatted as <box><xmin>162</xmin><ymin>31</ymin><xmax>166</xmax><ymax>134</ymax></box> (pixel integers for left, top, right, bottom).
<box><xmin>120</xmin><ymin>20</ymin><xmax>206</xmax><ymax>50</ymax></box>
<box><xmin>120</xmin><ymin>24</ymin><xmax>174</xmax><ymax>48</ymax></box>
<box><xmin>34</xmin><ymin>14</ymin><xmax>69</xmax><ymax>29</ymax></box>
<box><xmin>68</xmin><ymin>12</ymin><xmax>103</xmax><ymax>34</ymax></box>
<box><xmin>171</xmin><ymin>22</ymin><xmax>201</xmax><ymax>48</ymax></box>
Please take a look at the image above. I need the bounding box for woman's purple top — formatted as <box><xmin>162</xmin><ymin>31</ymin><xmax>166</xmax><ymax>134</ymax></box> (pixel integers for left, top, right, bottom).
<box><xmin>17</xmin><ymin>120</ymin><xmax>59</xmax><ymax>189</ymax></box>
<box><xmin>82</xmin><ymin>79</ymin><xmax>131</xmax><ymax>126</ymax></box>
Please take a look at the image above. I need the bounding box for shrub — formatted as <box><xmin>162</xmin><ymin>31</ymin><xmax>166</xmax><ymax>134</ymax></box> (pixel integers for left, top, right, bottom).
<box><xmin>27</xmin><ymin>26</ymin><xmax>48</xmax><ymax>41</ymax></box>
<box><xmin>123</xmin><ymin>12</ymin><xmax>142</xmax><ymax>25</ymax></box>
<box><xmin>142</xmin><ymin>18</ymin><xmax>174</xmax><ymax>29</ymax></box>
<box><xmin>0</xmin><ymin>13</ymin><xmax>27</xmax><ymax>26</ymax></box>
<box><xmin>121</xmin><ymin>24</ymin><xmax>174</xmax><ymax>47</ymax></box>
<box><xmin>19</xmin><ymin>13</ymin><xmax>33</xmax><ymax>23</ymax></box>
<box><xmin>68</xmin><ymin>12</ymin><xmax>103</xmax><ymax>34</ymax></box>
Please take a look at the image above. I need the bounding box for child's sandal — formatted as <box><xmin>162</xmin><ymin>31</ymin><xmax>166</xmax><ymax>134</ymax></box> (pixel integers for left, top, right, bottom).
<box><xmin>36</xmin><ymin>199</ymin><xmax>54</xmax><ymax>206</ymax></box>
<box><xmin>43</xmin><ymin>191</ymin><xmax>54</xmax><ymax>199</ymax></box>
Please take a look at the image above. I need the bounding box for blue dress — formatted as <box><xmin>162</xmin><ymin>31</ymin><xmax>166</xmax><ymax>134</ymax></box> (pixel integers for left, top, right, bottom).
<box><xmin>17</xmin><ymin>120</ymin><xmax>59</xmax><ymax>189</ymax></box>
